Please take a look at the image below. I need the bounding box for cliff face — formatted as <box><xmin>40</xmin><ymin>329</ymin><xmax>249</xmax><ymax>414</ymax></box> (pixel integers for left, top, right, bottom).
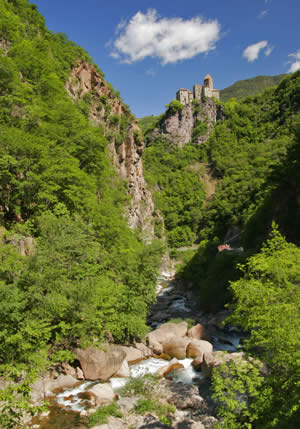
<box><xmin>149</xmin><ymin>98</ymin><xmax>224</xmax><ymax>148</ymax></box>
<box><xmin>65</xmin><ymin>62</ymin><xmax>154</xmax><ymax>236</ymax></box>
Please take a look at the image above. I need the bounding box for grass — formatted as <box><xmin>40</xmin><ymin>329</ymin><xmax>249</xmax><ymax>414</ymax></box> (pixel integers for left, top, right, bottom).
<box><xmin>134</xmin><ymin>398</ymin><xmax>175</xmax><ymax>425</ymax></box>
<box><xmin>120</xmin><ymin>374</ymin><xmax>159</xmax><ymax>397</ymax></box>
<box><xmin>88</xmin><ymin>402</ymin><xmax>122</xmax><ymax>427</ymax></box>
<box><xmin>168</xmin><ymin>317</ymin><xmax>196</xmax><ymax>329</ymax></box>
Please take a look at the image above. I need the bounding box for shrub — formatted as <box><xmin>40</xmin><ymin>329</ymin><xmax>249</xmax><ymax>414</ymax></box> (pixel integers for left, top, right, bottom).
<box><xmin>120</xmin><ymin>374</ymin><xmax>159</xmax><ymax>397</ymax></box>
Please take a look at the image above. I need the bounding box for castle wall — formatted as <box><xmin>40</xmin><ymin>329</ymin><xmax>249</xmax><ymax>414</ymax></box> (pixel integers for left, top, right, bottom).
<box><xmin>193</xmin><ymin>84</ymin><xmax>203</xmax><ymax>101</ymax></box>
<box><xmin>178</xmin><ymin>76</ymin><xmax>220</xmax><ymax>104</ymax></box>
<box><xmin>176</xmin><ymin>89</ymin><xmax>193</xmax><ymax>105</ymax></box>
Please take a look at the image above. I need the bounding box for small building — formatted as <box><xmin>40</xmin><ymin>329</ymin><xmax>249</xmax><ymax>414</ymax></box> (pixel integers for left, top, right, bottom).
<box><xmin>176</xmin><ymin>88</ymin><xmax>193</xmax><ymax>105</ymax></box>
<box><xmin>177</xmin><ymin>75</ymin><xmax>220</xmax><ymax>105</ymax></box>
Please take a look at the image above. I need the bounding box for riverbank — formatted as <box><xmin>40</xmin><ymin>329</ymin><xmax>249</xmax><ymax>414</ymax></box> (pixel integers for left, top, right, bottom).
<box><xmin>28</xmin><ymin>270</ymin><xmax>245</xmax><ymax>429</ymax></box>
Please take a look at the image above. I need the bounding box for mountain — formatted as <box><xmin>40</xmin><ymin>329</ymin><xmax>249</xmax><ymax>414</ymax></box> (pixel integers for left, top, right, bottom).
<box><xmin>220</xmin><ymin>73</ymin><xmax>288</xmax><ymax>102</ymax></box>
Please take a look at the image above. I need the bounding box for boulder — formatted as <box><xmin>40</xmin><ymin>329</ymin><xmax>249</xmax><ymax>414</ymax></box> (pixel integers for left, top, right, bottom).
<box><xmin>207</xmin><ymin>310</ymin><xmax>229</xmax><ymax>330</ymax></box>
<box><xmin>117</xmin><ymin>396</ymin><xmax>139</xmax><ymax>412</ymax></box>
<box><xmin>120</xmin><ymin>346</ymin><xmax>143</xmax><ymax>363</ymax></box>
<box><xmin>155</xmin><ymin>358</ymin><xmax>184</xmax><ymax>377</ymax></box>
<box><xmin>61</xmin><ymin>363</ymin><xmax>76</xmax><ymax>378</ymax></box>
<box><xmin>161</xmin><ymin>379</ymin><xmax>205</xmax><ymax>410</ymax></box>
<box><xmin>187</xmin><ymin>324</ymin><xmax>209</xmax><ymax>341</ymax></box>
<box><xmin>186</xmin><ymin>339</ymin><xmax>213</xmax><ymax>359</ymax></box>
<box><xmin>192</xmin><ymin>356</ymin><xmax>204</xmax><ymax>370</ymax></box>
<box><xmin>31</xmin><ymin>374</ymin><xmax>79</xmax><ymax>402</ymax></box>
<box><xmin>88</xmin><ymin>383</ymin><xmax>115</xmax><ymax>405</ymax></box>
<box><xmin>76</xmin><ymin>367</ymin><xmax>84</xmax><ymax>380</ymax></box>
<box><xmin>114</xmin><ymin>359</ymin><xmax>130</xmax><ymax>378</ymax></box>
<box><xmin>75</xmin><ymin>347</ymin><xmax>126</xmax><ymax>381</ymax></box>
<box><xmin>163</xmin><ymin>337</ymin><xmax>189</xmax><ymax>360</ymax></box>
<box><xmin>147</xmin><ymin>322</ymin><xmax>188</xmax><ymax>353</ymax></box>
<box><xmin>201</xmin><ymin>351</ymin><xmax>246</xmax><ymax>378</ymax></box>
<box><xmin>134</xmin><ymin>342</ymin><xmax>151</xmax><ymax>357</ymax></box>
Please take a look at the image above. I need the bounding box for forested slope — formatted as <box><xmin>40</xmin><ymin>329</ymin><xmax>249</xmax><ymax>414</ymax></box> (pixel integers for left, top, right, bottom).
<box><xmin>0</xmin><ymin>0</ymin><xmax>162</xmax><ymax>413</ymax></box>
<box><xmin>220</xmin><ymin>73</ymin><xmax>288</xmax><ymax>102</ymax></box>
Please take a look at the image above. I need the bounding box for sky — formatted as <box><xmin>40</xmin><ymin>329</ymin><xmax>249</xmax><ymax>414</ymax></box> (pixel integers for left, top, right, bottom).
<box><xmin>30</xmin><ymin>0</ymin><xmax>300</xmax><ymax>117</ymax></box>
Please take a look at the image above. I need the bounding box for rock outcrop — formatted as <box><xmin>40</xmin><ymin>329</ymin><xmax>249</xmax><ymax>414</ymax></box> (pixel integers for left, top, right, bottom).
<box><xmin>148</xmin><ymin>99</ymin><xmax>224</xmax><ymax>148</ymax></box>
<box><xmin>65</xmin><ymin>61</ymin><xmax>155</xmax><ymax>237</ymax></box>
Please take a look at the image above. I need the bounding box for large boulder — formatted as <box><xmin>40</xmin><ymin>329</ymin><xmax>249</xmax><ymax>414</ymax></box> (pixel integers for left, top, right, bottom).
<box><xmin>163</xmin><ymin>337</ymin><xmax>190</xmax><ymax>360</ymax></box>
<box><xmin>147</xmin><ymin>322</ymin><xmax>188</xmax><ymax>353</ymax></box>
<box><xmin>187</xmin><ymin>324</ymin><xmax>209</xmax><ymax>341</ymax></box>
<box><xmin>120</xmin><ymin>346</ymin><xmax>143</xmax><ymax>363</ymax></box>
<box><xmin>201</xmin><ymin>351</ymin><xmax>246</xmax><ymax>378</ymax></box>
<box><xmin>186</xmin><ymin>339</ymin><xmax>213</xmax><ymax>359</ymax></box>
<box><xmin>75</xmin><ymin>347</ymin><xmax>126</xmax><ymax>381</ymax></box>
<box><xmin>88</xmin><ymin>383</ymin><xmax>115</xmax><ymax>405</ymax></box>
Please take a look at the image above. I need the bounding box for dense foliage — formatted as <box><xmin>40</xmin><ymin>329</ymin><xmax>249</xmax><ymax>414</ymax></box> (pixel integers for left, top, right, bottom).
<box><xmin>137</xmin><ymin>114</ymin><xmax>161</xmax><ymax>134</ymax></box>
<box><xmin>220</xmin><ymin>73</ymin><xmax>288</xmax><ymax>102</ymax></box>
<box><xmin>143</xmin><ymin>139</ymin><xmax>206</xmax><ymax>247</ymax></box>
<box><xmin>0</xmin><ymin>4</ymin><xmax>162</xmax><ymax>420</ymax></box>
<box><xmin>211</xmin><ymin>226</ymin><xmax>300</xmax><ymax>428</ymax></box>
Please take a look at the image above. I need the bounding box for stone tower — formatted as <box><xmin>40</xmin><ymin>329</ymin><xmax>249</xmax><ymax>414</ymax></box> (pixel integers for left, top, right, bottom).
<box><xmin>204</xmin><ymin>74</ymin><xmax>213</xmax><ymax>89</ymax></box>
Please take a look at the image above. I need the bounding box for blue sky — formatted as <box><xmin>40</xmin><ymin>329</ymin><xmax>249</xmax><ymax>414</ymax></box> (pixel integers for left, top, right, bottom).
<box><xmin>31</xmin><ymin>0</ymin><xmax>300</xmax><ymax>117</ymax></box>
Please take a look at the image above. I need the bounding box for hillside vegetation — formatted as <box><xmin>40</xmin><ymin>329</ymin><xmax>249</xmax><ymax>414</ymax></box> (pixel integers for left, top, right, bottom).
<box><xmin>0</xmin><ymin>1</ymin><xmax>299</xmax><ymax>428</ymax></box>
<box><xmin>0</xmin><ymin>2</ymin><xmax>162</xmax><ymax>424</ymax></box>
<box><xmin>220</xmin><ymin>73</ymin><xmax>288</xmax><ymax>102</ymax></box>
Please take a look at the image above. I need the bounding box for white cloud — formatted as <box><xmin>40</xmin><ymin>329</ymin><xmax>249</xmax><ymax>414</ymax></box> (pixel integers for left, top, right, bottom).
<box><xmin>258</xmin><ymin>9</ymin><xmax>269</xmax><ymax>19</ymax></box>
<box><xmin>288</xmin><ymin>50</ymin><xmax>300</xmax><ymax>73</ymax></box>
<box><xmin>110</xmin><ymin>9</ymin><xmax>221</xmax><ymax>64</ymax></box>
<box><xmin>265</xmin><ymin>46</ymin><xmax>273</xmax><ymax>56</ymax></box>
<box><xmin>242</xmin><ymin>40</ymin><xmax>271</xmax><ymax>62</ymax></box>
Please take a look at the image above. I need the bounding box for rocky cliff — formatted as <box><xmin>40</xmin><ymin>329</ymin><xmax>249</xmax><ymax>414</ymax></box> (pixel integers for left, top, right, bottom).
<box><xmin>148</xmin><ymin>98</ymin><xmax>224</xmax><ymax>148</ymax></box>
<box><xmin>65</xmin><ymin>61</ymin><xmax>154</xmax><ymax>236</ymax></box>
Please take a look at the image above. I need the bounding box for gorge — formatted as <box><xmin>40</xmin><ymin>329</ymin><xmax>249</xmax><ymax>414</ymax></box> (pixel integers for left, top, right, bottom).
<box><xmin>0</xmin><ymin>1</ymin><xmax>299</xmax><ymax>429</ymax></box>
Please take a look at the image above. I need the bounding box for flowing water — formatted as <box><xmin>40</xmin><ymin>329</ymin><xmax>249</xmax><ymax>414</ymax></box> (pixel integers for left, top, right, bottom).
<box><xmin>32</xmin><ymin>272</ymin><xmax>242</xmax><ymax>428</ymax></box>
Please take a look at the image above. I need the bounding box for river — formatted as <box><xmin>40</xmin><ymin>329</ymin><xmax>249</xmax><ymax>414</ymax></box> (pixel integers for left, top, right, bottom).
<box><xmin>31</xmin><ymin>272</ymin><xmax>244</xmax><ymax>428</ymax></box>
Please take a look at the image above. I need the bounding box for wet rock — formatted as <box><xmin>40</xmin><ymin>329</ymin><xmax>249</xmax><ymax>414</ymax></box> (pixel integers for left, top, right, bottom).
<box><xmin>163</xmin><ymin>337</ymin><xmax>190</xmax><ymax>360</ymax></box>
<box><xmin>188</xmin><ymin>324</ymin><xmax>209</xmax><ymax>341</ymax></box>
<box><xmin>114</xmin><ymin>359</ymin><xmax>130</xmax><ymax>377</ymax></box>
<box><xmin>186</xmin><ymin>340</ymin><xmax>213</xmax><ymax>359</ymax></box>
<box><xmin>156</xmin><ymin>358</ymin><xmax>184</xmax><ymax>377</ymax></box>
<box><xmin>88</xmin><ymin>383</ymin><xmax>115</xmax><ymax>405</ymax></box>
<box><xmin>207</xmin><ymin>310</ymin><xmax>229</xmax><ymax>330</ymax></box>
<box><xmin>192</xmin><ymin>357</ymin><xmax>203</xmax><ymax>370</ymax></box>
<box><xmin>75</xmin><ymin>346</ymin><xmax>126</xmax><ymax>381</ymax></box>
<box><xmin>31</xmin><ymin>374</ymin><xmax>79</xmax><ymax>402</ymax></box>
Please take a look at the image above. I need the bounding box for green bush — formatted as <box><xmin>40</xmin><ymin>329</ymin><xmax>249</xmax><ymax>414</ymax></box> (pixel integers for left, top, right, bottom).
<box><xmin>120</xmin><ymin>374</ymin><xmax>159</xmax><ymax>397</ymax></box>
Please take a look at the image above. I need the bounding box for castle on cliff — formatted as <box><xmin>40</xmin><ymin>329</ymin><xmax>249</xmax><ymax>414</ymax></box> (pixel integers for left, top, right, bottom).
<box><xmin>176</xmin><ymin>74</ymin><xmax>220</xmax><ymax>105</ymax></box>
